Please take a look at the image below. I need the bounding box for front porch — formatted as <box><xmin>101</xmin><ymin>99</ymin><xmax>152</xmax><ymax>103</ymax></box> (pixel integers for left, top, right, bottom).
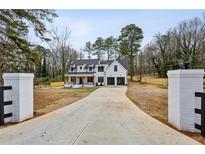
<box><xmin>64</xmin><ymin>74</ymin><xmax>95</xmax><ymax>88</ymax></box>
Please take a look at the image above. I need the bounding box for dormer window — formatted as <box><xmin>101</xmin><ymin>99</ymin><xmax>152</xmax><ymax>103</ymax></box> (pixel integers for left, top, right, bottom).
<box><xmin>71</xmin><ymin>67</ymin><xmax>74</xmax><ymax>72</ymax></box>
<box><xmin>80</xmin><ymin>66</ymin><xmax>82</xmax><ymax>70</ymax></box>
<box><xmin>89</xmin><ymin>67</ymin><xmax>92</xmax><ymax>71</ymax></box>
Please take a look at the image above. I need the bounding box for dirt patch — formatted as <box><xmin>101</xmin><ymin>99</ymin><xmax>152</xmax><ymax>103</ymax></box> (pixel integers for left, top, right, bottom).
<box><xmin>126</xmin><ymin>81</ymin><xmax>205</xmax><ymax>144</ymax></box>
<box><xmin>34</xmin><ymin>87</ymin><xmax>97</xmax><ymax>116</ymax></box>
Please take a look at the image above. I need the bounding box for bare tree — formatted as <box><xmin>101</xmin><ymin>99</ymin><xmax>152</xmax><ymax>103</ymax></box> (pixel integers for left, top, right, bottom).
<box><xmin>142</xmin><ymin>15</ymin><xmax>205</xmax><ymax>78</ymax></box>
<box><xmin>174</xmin><ymin>17</ymin><xmax>205</xmax><ymax>68</ymax></box>
<box><xmin>49</xmin><ymin>27</ymin><xmax>71</xmax><ymax>81</ymax></box>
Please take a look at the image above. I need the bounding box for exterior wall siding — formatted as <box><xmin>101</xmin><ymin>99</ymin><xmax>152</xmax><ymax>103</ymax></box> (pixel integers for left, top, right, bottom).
<box><xmin>65</xmin><ymin>59</ymin><xmax>128</xmax><ymax>87</ymax></box>
<box><xmin>95</xmin><ymin>64</ymin><xmax>107</xmax><ymax>85</ymax></box>
<box><xmin>167</xmin><ymin>69</ymin><xmax>204</xmax><ymax>132</ymax></box>
<box><xmin>105</xmin><ymin>60</ymin><xmax>128</xmax><ymax>85</ymax></box>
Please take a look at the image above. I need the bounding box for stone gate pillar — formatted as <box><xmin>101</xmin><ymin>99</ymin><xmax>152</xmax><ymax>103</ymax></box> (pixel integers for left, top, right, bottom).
<box><xmin>167</xmin><ymin>69</ymin><xmax>204</xmax><ymax>132</ymax></box>
<box><xmin>3</xmin><ymin>73</ymin><xmax>34</xmax><ymax>123</ymax></box>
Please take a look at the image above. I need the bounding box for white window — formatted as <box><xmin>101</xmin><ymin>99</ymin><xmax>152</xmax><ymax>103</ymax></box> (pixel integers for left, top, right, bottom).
<box><xmin>114</xmin><ymin>65</ymin><xmax>117</xmax><ymax>72</ymax></box>
<box><xmin>98</xmin><ymin>66</ymin><xmax>104</xmax><ymax>72</ymax></box>
<box><xmin>98</xmin><ymin>77</ymin><xmax>104</xmax><ymax>82</ymax></box>
<box><xmin>87</xmin><ymin>77</ymin><xmax>93</xmax><ymax>82</ymax></box>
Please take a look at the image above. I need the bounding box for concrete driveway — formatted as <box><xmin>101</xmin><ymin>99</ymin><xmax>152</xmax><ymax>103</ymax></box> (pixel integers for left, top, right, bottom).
<box><xmin>0</xmin><ymin>86</ymin><xmax>200</xmax><ymax>144</ymax></box>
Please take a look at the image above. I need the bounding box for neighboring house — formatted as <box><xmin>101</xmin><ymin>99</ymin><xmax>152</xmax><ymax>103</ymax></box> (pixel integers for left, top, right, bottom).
<box><xmin>64</xmin><ymin>58</ymin><xmax>128</xmax><ymax>88</ymax></box>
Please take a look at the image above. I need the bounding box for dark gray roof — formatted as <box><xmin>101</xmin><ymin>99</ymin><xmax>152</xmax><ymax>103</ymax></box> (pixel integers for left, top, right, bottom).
<box><xmin>68</xmin><ymin>72</ymin><xmax>95</xmax><ymax>75</ymax></box>
<box><xmin>100</xmin><ymin>59</ymin><xmax>128</xmax><ymax>70</ymax></box>
<box><xmin>72</xmin><ymin>59</ymin><xmax>100</xmax><ymax>65</ymax></box>
<box><xmin>84</xmin><ymin>64</ymin><xmax>95</xmax><ymax>69</ymax></box>
<box><xmin>71</xmin><ymin>58</ymin><xmax>128</xmax><ymax>70</ymax></box>
<box><xmin>100</xmin><ymin>60</ymin><xmax>114</xmax><ymax>65</ymax></box>
<box><xmin>84</xmin><ymin>64</ymin><xmax>88</xmax><ymax>69</ymax></box>
<box><xmin>117</xmin><ymin>59</ymin><xmax>128</xmax><ymax>70</ymax></box>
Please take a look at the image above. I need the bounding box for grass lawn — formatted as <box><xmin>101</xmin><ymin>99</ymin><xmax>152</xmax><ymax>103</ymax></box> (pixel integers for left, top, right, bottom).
<box><xmin>126</xmin><ymin>80</ymin><xmax>205</xmax><ymax>144</ymax></box>
<box><xmin>34</xmin><ymin>87</ymin><xmax>97</xmax><ymax>116</ymax></box>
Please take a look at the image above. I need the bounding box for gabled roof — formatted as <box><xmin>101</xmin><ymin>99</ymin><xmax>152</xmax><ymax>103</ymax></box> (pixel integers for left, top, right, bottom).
<box><xmin>100</xmin><ymin>59</ymin><xmax>128</xmax><ymax>70</ymax></box>
<box><xmin>99</xmin><ymin>60</ymin><xmax>114</xmax><ymax>65</ymax></box>
<box><xmin>72</xmin><ymin>59</ymin><xmax>100</xmax><ymax>65</ymax></box>
<box><xmin>116</xmin><ymin>59</ymin><xmax>128</xmax><ymax>70</ymax></box>
<box><xmin>71</xmin><ymin>58</ymin><xmax>128</xmax><ymax>70</ymax></box>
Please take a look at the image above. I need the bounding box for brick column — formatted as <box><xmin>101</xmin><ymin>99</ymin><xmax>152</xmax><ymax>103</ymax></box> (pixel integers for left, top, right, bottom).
<box><xmin>3</xmin><ymin>73</ymin><xmax>34</xmax><ymax>122</ymax></box>
<box><xmin>167</xmin><ymin>69</ymin><xmax>204</xmax><ymax>132</ymax></box>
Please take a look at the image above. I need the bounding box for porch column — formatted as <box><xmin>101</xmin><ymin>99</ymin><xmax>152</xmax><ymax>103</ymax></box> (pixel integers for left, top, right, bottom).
<box><xmin>68</xmin><ymin>76</ymin><xmax>71</xmax><ymax>83</ymax></box>
<box><xmin>65</xmin><ymin>76</ymin><xmax>68</xmax><ymax>83</ymax></box>
<box><xmin>93</xmin><ymin>76</ymin><xmax>95</xmax><ymax>86</ymax></box>
<box><xmin>104</xmin><ymin>73</ymin><xmax>107</xmax><ymax>86</ymax></box>
<box><xmin>76</xmin><ymin>77</ymin><xmax>79</xmax><ymax>84</ymax></box>
<box><xmin>67</xmin><ymin>76</ymin><xmax>69</xmax><ymax>83</ymax></box>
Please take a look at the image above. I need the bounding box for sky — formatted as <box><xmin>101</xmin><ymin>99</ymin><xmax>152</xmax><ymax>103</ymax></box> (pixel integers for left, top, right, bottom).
<box><xmin>34</xmin><ymin>9</ymin><xmax>205</xmax><ymax>52</ymax></box>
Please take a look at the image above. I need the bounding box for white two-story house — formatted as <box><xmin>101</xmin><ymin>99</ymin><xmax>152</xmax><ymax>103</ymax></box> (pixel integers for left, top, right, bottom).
<box><xmin>64</xmin><ymin>58</ymin><xmax>128</xmax><ymax>88</ymax></box>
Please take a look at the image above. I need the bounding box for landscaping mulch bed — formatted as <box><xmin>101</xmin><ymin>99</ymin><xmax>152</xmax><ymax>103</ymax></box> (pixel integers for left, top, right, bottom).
<box><xmin>126</xmin><ymin>81</ymin><xmax>205</xmax><ymax>144</ymax></box>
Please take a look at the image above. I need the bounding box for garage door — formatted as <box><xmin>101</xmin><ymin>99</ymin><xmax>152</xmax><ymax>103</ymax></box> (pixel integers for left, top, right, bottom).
<box><xmin>107</xmin><ymin>77</ymin><xmax>115</xmax><ymax>85</ymax></box>
<box><xmin>117</xmin><ymin>77</ymin><xmax>125</xmax><ymax>85</ymax></box>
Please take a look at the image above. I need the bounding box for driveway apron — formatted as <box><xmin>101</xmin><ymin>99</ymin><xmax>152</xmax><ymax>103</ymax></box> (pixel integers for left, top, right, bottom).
<box><xmin>0</xmin><ymin>86</ymin><xmax>200</xmax><ymax>144</ymax></box>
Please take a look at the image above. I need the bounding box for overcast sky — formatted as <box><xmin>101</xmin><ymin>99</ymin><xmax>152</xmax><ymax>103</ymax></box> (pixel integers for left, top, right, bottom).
<box><xmin>32</xmin><ymin>9</ymin><xmax>205</xmax><ymax>51</ymax></box>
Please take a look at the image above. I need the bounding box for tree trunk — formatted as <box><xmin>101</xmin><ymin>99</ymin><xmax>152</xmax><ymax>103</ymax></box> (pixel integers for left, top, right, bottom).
<box><xmin>62</xmin><ymin>50</ymin><xmax>65</xmax><ymax>82</ymax></box>
<box><xmin>139</xmin><ymin>52</ymin><xmax>143</xmax><ymax>82</ymax></box>
<box><xmin>130</xmin><ymin>74</ymin><xmax>133</xmax><ymax>81</ymax></box>
<box><xmin>107</xmin><ymin>49</ymin><xmax>110</xmax><ymax>61</ymax></box>
<box><xmin>129</xmin><ymin>55</ymin><xmax>134</xmax><ymax>81</ymax></box>
<box><xmin>0</xmin><ymin>71</ymin><xmax>3</xmax><ymax>86</ymax></box>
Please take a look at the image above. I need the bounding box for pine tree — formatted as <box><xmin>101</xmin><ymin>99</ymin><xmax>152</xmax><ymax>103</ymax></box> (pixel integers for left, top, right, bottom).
<box><xmin>0</xmin><ymin>9</ymin><xmax>58</xmax><ymax>75</ymax></box>
<box><xmin>118</xmin><ymin>24</ymin><xmax>143</xmax><ymax>81</ymax></box>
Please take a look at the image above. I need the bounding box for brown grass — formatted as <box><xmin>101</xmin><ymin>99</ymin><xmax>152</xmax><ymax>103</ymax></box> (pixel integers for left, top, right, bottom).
<box><xmin>130</xmin><ymin>75</ymin><xmax>168</xmax><ymax>86</ymax></box>
<box><xmin>1</xmin><ymin>87</ymin><xmax>97</xmax><ymax>128</ymax></box>
<box><xmin>126</xmin><ymin>80</ymin><xmax>205</xmax><ymax>144</ymax></box>
<box><xmin>34</xmin><ymin>87</ymin><xmax>97</xmax><ymax>116</ymax></box>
